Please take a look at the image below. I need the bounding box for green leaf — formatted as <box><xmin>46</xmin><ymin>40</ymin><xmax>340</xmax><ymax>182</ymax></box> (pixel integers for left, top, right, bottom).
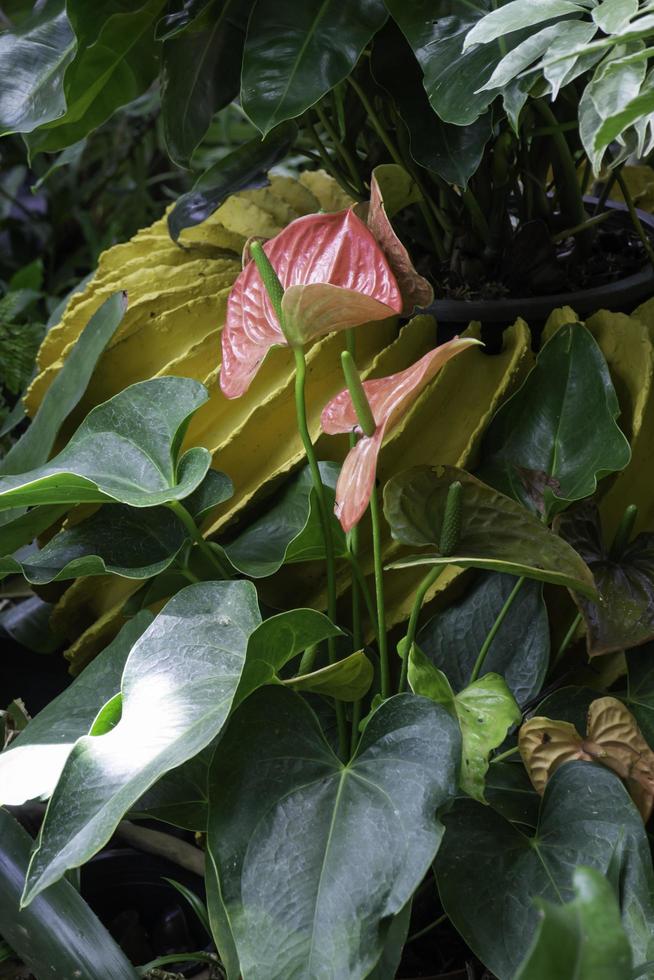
<box><xmin>556</xmin><ymin>502</ymin><xmax>654</xmax><ymax>657</ymax></box>
<box><xmin>0</xmin><ymin>291</ymin><xmax>127</xmax><ymax>478</ymax></box>
<box><xmin>408</xmin><ymin>649</ymin><xmax>520</xmax><ymax>802</ymax></box>
<box><xmin>0</xmin><ymin>321</ymin><xmax>44</xmax><ymax>394</ymax></box>
<box><xmin>514</xmin><ymin>866</ymin><xmax>633</xmax><ymax>980</ymax></box>
<box><xmin>0</xmin><ymin>809</ymin><xmax>140</xmax><ymax>980</ymax></box>
<box><xmin>0</xmin><ymin>595</ymin><xmax>60</xmax><ymax>654</ymax></box>
<box><xmin>285</xmin><ymin>650</ymin><xmax>374</xmax><ymax>700</ymax></box>
<box><xmin>156</xmin><ymin>0</ymin><xmax>216</xmax><ymax>39</ymax></box>
<box><xmin>25</xmin><ymin>0</ymin><xmax>166</xmax><ymax>155</ymax></box>
<box><xmin>371</xmin><ymin>21</ymin><xmax>491</xmax><ymax>187</ymax></box>
<box><xmin>133</xmin><ymin>744</ymin><xmax>214</xmax><ymax>831</ymax></box>
<box><xmin>207</xmin><ymin>686</ymin><xmax>461</xmax><ymax>980</ymax></box>
<box><xmin>417</xmin><ymin>572</ymin><xmax>549</xmax><ymax>706</ymax></box>
<box><xmin>0</xmin><ymin>614</ymin><xmax>152</xmax><ymax>807</ymax></box>
<box><xmin>0</xmin><ymin>0</ymin><xmax>76</xmax><ymax>134</ymax></box>
<box><xmin>223</xmin><ymin>462</ymin><xmax>346</xmax><ymax>577</ymax></box>
<box><xmin>593</xmin><ymin>0</ymin><xmax>638</xmax><ymax>35</ymax></box>
<box><xmin>542</xmin><ymin>22</ymin><xmax>601</xmax><ymax>100</ymax></box>
<box><xmin>480</xmin><ymin>24</ymin><xmax>561</xmax><ymax>91</ymax></box>
<box><xmin>484</xmin><ymin>761</ymin><xmax>540</xmax><ymax>828</ymax></box>
<box><xmin>478</xmin><ymin>323</ymin><xmax>631</xmax><ymax>518</ymax></box>
<box><xmin>623</xmin><ymin>643</ymin><xmax>654</xmax><ymax>746</ymax></box>
<box><xmin>241</xmin><ymin>0</ymin><xmax>387</xmax><ymax>135</ymax></box>
<box><xmin>0</xmin><ymin>377</ymin><xmax>211</xmax><ymax>510</ymax></box>
<box><xmin>593</xmin><ymin>82</ymin><xmax>654</xmax><ymax>169</ymax></box>
<box><xmin>383</xmin><ymin>465</ymin><xmax>597</xmax><ymax>597</ymax></box>
<box><xmin>184</xmin><ymin>468</ymin><xmax>234</xmax><ymax>522</ymax></box>
<box><xmin>0</xmin><ymin>504</ymin><xmax>188</xmax><ymax>584</ymax></box>
<box><xmin>464</xmin><ymin>0</ymin><xmax>587</xmax><ymax>49</ymax></box>
<box><xmin>385</xmin><ymin>0</ymin><xmax>532</xmax><ymax>126</ymax></box>
<box><xmin>365</xmin><ymin>901</ymin><xmax>412</xmax><ymax>980</ymax></box>
<box><xmin>22</xmin><ymin>581</ymin><xmax>261</xmax><ymax>904</ymax></box>
<box><xmin>161</xmin><ymin>0</ymin><xmax>253</xmax><ymax>166</ymax></box>
<box><xmin>436</xmin><ymin>762</ymin><xmax>654</xmax><ymax>979</ymax></box>
<box><xmin>167</xmin><ymin>121</ymin><xmax>297</xmax><ymax>241</ymax></box>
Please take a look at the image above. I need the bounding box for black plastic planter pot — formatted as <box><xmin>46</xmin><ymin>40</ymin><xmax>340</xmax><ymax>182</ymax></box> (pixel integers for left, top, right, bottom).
<box><xmin>81</xmin><ymin>848</ymin><xmax>211</xmax><ymax>977</ymax></box>
<box><xmin>423</xmin><ymin>198</ymin><xmax>654</xmax><ymax>347</ymax></box>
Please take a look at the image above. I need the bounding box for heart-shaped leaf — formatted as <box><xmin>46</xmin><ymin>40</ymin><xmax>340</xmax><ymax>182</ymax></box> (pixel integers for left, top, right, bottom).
<box><xmin>22</xmin><ymin>581</ymin><xmax>261</xmax><ymax>904</ymax></box>
<box><xmin>478</xmin><ymin>324</ymin><xmax>631</xmax><ymax>517</ymax></box>
<box><xmin>185</xmin><ymin>469</ymin><xmax>234</xmax><ymax>523</ymax></box>
<box><xmin>409</xmin><ymin>647</ymin><xmax>521</xmax><ymax>802</ymax></box>
<box><xmin>417</xmin><ymin>572</ymin><xmax>549</xmax><ymax>706</ymax></box>
<box><xmin>0</xmin><ymin>614</ymin><xmax>152</xmax><ymax>807</ymax></box>
<box><xmin>223</xmin><ymin>462</ymin><xmax>346</xmax><ymax>577</ymax></box>
<box><xmin>285</xmin><ymin>649</ymin><xmax>373</xmax><ymax>700</ymax></box>
<box><xmin>436</xmin><ymin>762</ymin><xmax>654</xmax><ymax>979</ymax></box>
<box><xmin>556</xmin><ymin>502</ymin><xmax>654</xmax><ymax>656</ymax></box>
<box><xmin>206</xmin><ymin>686</ymin><xmax>461</xmax><ymax>980</ymax></box>
<box><xmin>0</xmin><ymin>505</ymin><xmax>189</xmax><ymax>584</ymax></box>
<box><xmin>0</xmin><ymin>377</ymin><xmax>211</xmax><ymax>512</ymax></box>
<box><xmin>514</xmin><ymin>866</ymin><xmax>633</xmax><ymax>980</ymax></box>
<box><xmin>383</xmin><ymin>465</ymin><xmax>597</xmax><ymax>597</ymax></box>
<box><xmin>0</xmin><ymin>809</ymin><xmax>139</xmax><ymax>980</ymax></box>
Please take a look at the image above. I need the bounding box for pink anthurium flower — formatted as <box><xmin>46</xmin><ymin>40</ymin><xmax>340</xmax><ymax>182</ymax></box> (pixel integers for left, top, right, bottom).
<box><xmin>321</xmin><ymin>337</ymin><xmax>482</xmax><ymax>532</ymax></box>
<box><xmin>220</xmin><ymin>208</ymin><xmax>404</xmax><ymax>399</ymax></box>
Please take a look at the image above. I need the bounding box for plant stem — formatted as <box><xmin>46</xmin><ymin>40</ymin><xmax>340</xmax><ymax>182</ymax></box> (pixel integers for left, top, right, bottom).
<box><xmin>347</xmin><ymin>554</ymin><xmax>380</xmax><ymax>642</ymax></box>
<box><xmin>346</xmin><ymin>330</ymin><xmax>364</xmax><ymax>754</ymax></box>
<box><xmin>307</xmin><ymin>122</ymin><xmax>361</xmax><ymax>200</ymax></box>
<box><xmin>615</xmin><ymin>169</ymin><xmax>654</xmax><ymax>270</ymax></box>
<box><xmin>553</xmin><ymin>611</ymin><xmax>583</xmax><ymax>667</ymax></box>
<box><xmin>490</xmin><ymin>745</ymin><xmax>520</xmax><ymax>765</ymax></box>
<box><xmin>407</xmin><ymin>913</ymin><xmax>448</xmax><ymax>944</ymax></box>
<box><xmin>533</xmin><ymin>100</ymin><xmax>588</xmax><ymax>240</ymax></box>
<box><xmin>314</xmin><ymin>104</ymin><xmax>364</xmax><ymax>194</ymax></box>
<box><xmin>369</xmin><ymin>486</ymin><xmax>390</xmax><ymax>700</ymax></box>
<box><xmin>167</xmin><ymin>501</ymin><xmax>230</xmax><ymax>579</ymax></box>
<box><xmin>399</xmin><ymin>566</ymin><xmax>444</xmax><ymax>693</ymax></box>
<box><xmin>293</xmin><ymin>348</ymin><xmax>348</xmax><ymax>758</ymax></box>
<box><xmin>470</xmin><ymin>576</ymin><xmax>525</xmax><ymax>683</ymax></box>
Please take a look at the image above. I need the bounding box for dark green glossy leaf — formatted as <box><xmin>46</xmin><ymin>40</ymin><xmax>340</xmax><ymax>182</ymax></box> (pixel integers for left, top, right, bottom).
<box><xmin>478</xmin><ymin>324</ymin><xmax>631</xmax><ymax>518</ymax></box>
<box><xmin>134</xmin><ymin>744</ymin><xmax>214</xmax><ymax>831</ymax></box>
<box><xmin>184</xmin><ymin>468</ymin><xmax>233</xmax><ymax>522</ymax></box>
<box><xmin>436</xmin><ymin>762</ymin><xmax>654</xmax><ymax>979</ymax></box>
<box><xmin>167</xmin><ymin>121</ymin><xmax>297</xmax><ymax>241</ymax></box>
<box><xmin>0</xmin><ymin>504</ymin><xmax>69</xmax><ymax>557</ymax></box>
<box><xmin>22</xmin><ymin>582</ymin><xmax>260</xmax><ymax>904</ymax></box>
<box><xmin>384</xmin><ymin>465</ymin><xmax>597</xmax><ymax>597</ymax></box>
<box><xmin>0</xmin><ymin>614</ymin><xmax>152</xmax><ymax>807</ymax></box>
<box><xmin>0</xmin><ymin>596</ymin><xmax>60</xmax><ymax>653</ymax></box>
<box><xmin>285</xmin><ymin>649</ymin><xmax>374</xmax><ymax>700</ymax></box>
<box><xmin>25</xmin><ymin>0</ymin><xmax>165</xmax><ymax>156</ymax></box>
<box><xmin>621</xmin><ymin>643</ymin><xmax>654</xmax><ymax>746</ymax></box>
<box><xmin>207</xmin><ymin>686</ymin><xmax>460</xmax><ymax>980</ymax></box>
<box><xmin>417</xmin><ymin>572</ymin><xmax>549</xmax><ymax>705</ymax></box>
<box><xmin>485</xmin><ymin>760</ymin><xmax>540</xmax><ymax>828</ymax></box>
<box><xmin>0</xmin><ymin>504</ymin><xmax>188</xmax><ymax>584</ymax></box>
<box><xmin>409</xmin><ymin>649</ymin><xmax>521</xmax><ymax>802</ymax></box>
<box><xmin>224</xmin><ymin>462</ymin><xmax>346</xmax><ymax>577</ymax></box>
<box><xmin>0</xmin><ymin>0</ymin><xmax>75</xmax><ymax>134</ymax></box>
<box><xmin>385</xmin><ymin>0</ymin><xmax>533</xmax><ymax>125</ymax></box>
<box><xmin>556</xmin><ymin>502</ymin><xmax>654</xmax><ymax>657</ymax></box>
<box><xmin>0</xmin><ymin>377</ymin><xmax>211</xmax><ymax>510</ymax></box>
<box><xmin>371</xmin><ymin>20</ymin><xmax>491</xmax><ymax>186</ymax></box>
<box><xmin>161</xmin><ymin>0</ymin><xmax>253</xmax><ymax>166</ymax></box>
<box><xmin>241</xmin><ymin>0</ymin><xmax>387</xmax><ymax>135</ymax></box>
<box><xmin>156</xmin><ymin>0</ymin><xmax>217</xmax><ymax>39</ymax></box>
<box><xmin>0</xmin><ymin>809</ymin><xmax>139</xmax><ymax>980</ymax></box>
<box><xmin>365</xmin><ymin>901</ymin><xmax>412</xmax><ymax>980</ymax></box>
<box><xmin>514</xmin><ymin>866</ymin><xmax>633</xmax><ymax>980</ymax></box>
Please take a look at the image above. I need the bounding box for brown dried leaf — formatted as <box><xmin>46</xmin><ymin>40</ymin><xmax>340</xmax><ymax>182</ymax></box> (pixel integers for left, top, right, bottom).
<box><xmin>519</xmin><ymin>716</ymin><xmax>591</xmax><ymax>794</ymax></box>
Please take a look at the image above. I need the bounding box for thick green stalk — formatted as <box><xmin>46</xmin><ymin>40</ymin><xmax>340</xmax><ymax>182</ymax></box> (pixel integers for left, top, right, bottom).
<box><xmin>346</xmin><ymin>331</ymin><xmax>364</xmax><ymax>754</ymax></box>
<box><xmin>369</xmin><ymin>486</ymin><xmax>390</xmax><ymax>700</ymax></box>
<box><xmin>294</xmin><ymin>348</ymin><xmax>348</xmax><ymax>758</ymax></box>
<box><xmin>533</xmin><ymin>100</ymin><xmax>588</xmax><ymax>243</ymax></box>
<box><xmin>399</xmin><ymin>566</ymin><xmax>444</xmax><ymax>693</ymax></box>
<box><xmin>167</xmin><ymin>501</ymin><xmax>230</xmax><ymax>579</ymax></box>
<box><xmin>615</xmin><ymin>170</ymin><xmax>654</xmax><ymax>270</ymax></box>
<box><xmin>470</xmin><ymin>576</ymin><xmax>525</xmax><ymax>682</ymax></box>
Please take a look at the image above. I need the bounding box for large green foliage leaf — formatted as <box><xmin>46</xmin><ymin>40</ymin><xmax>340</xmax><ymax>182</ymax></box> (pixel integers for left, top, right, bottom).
<box><xmin>556</xmin><ymin>502</ymin><xmax>654</xmax><ymax>657</ymax></box>
<box><xmin>0</xmin><ymin>0</ymin><xmax>76</xmax><ymax>134</ymax></box>
<box><xmin>0</xmin><ymin>809</ymin><xmax>140</xmax><ymax>980</ymax></box>
<box><xmin>0</xmin><ymin>504</ymin><xmax>188</xmax><ymax>583</ymax></box>
<box><xmin>514</xmin><ymin>866</ymin><xmax>633</xmax><ymax>980</ymax></box>
<box><xmin>478</xmin><ymin>324</ymin><xmax>631</xmax><ymax>518</ymax></box>
<box><xmin>384</xmin><ymin>465</ymin><xmax>597</xmax><ymax>596</ymax></box>
<box><xmin>623</xmin><ymin>643</ymin><xmax>654</xmax><ymax>746</ymax></box>
<box><xmin>417</xmin><ymin>572</ymin><xmax>549</xmax><ymax>706</ymax></box>
<box><xmin>25</xmin><ymin>0</ymin><xmax>166</xmax><ymax>155</ymax></box>
<box><xmin>0</xmin><ymin>614</ymin><xmax>152</xmax><ymax>807</ymax></box>
<box><xmin>223</xmin><ymin>462</ymin><xmax>346</xmax><ymax>577</ymax></box>
<box><xmin>463</xmin><ymin>0</ymin><xmax>587</xmax><ymax>48</ymax></box>
<box><xmin>436</xmin><ymin>762</ymin><xmax>654</xmax><ymax>979</ymax></box>
<box><xmin>167</xmin><ymin>121</ymin><xmax>297</xmax><ymax>241</ymax></box>
<box><xmin>0</xmin><ymin>377</ymin><xmax>211</xmax><ymax>510</ymax></box>
<box><xmin>408</xmin><ymin>649</ymin><xmax>521</xmax><ymax>802</ymax></box>
<box><xmin>206</xmin><ymin>685</ymin><xmax>461</xmax><ymax>980</ymax></box>
<box><xmin>241</xmin><ymin>0</ymin><xmax>387</xmax><ymax>135</ymax></box>
<box><xmin>161</xmin><ymin>0</ymin><xmax>253</xmax><ymax>166</ymax></box>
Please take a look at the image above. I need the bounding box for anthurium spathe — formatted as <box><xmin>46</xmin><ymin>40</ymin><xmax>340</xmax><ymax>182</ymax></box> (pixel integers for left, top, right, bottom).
<box><xmin>322</xmin><ymin>338</ymin><xmax>482</xmax><ymax>532</ymax></box>
<box><xmin>220</xmin><ymin>208</ymin><xmax>403</xmax><ymax>399</ymax></box>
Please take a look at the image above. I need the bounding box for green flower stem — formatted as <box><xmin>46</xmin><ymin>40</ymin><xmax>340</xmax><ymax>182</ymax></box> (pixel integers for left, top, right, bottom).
<box><xmin>293</xmin><ymin>348</ymin><xmax>348</xmax><ymax>759</ymax></box>
<box><xmin>347</xmin><ymin>553</ymin><xmax>380</xmax><ymax>643</ymax></box>
<box><xmin>399</xmin><ymin>565</ymin><xmax>445</xmax><ymax>693</ymax></box>
<box><xmin>314</xmin><ymin>104</ymin><xmax>364</xmax><ymax>195</ymax></box>
<box><xmin>369</xmin><ymin>486</ymin><xmax>390</xmax><ymax>700</ymax></box>
<box><xmin>341</xmin><ymin>351</ymin><xmax>375</xmax><ymax>435</ymax></box>
<box><xmin>346</xmin><ymin>331</ymin><xmax>364</xmax><ymax>754</ymax></box>
<box><xmin>615</xmin><ymin>169</ymin><xmax>654</xmax><ymax>271</ymax></box>
<box><xmin>307</xmin><ymin>122</ymin><xmax>361</xmax><ymax>200</ymax></box>
<box><xmin>167</xmin><ymin>501</ymin><xmax>230</xmax><ymax>579</ymax></box>
<box><xmin>553</xmin><ymin>611</ymin><xmax>583</xmax><ymax>667</ymax></box>
<box><xmin>470</xmin><ymin>576</ymin><xmax>526</xmax><ymax>683</ymax></box>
